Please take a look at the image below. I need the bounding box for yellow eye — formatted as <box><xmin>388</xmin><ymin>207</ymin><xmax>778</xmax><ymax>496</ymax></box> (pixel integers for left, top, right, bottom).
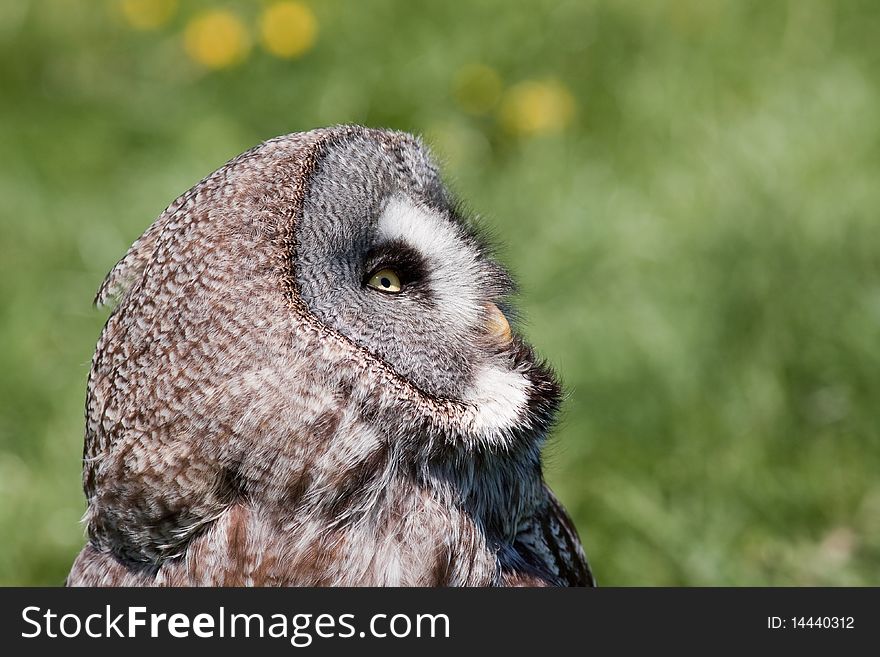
<box><xmin>367</xmin><ymin>268</ymin><xmax>402</xmax><ymax>293</ymax></box>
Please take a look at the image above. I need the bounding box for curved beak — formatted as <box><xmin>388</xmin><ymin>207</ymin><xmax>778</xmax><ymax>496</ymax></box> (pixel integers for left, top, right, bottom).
<box><xmin>484</xmin><ymin>303</ymin><xmax>513</xmax><ymax>344</ymax></box>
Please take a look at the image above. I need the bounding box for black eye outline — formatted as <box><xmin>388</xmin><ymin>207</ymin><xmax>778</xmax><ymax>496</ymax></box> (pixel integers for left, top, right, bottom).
<box><xmin>362</xmin><ymin>240</ymin><xmax>430</xmax><ymax>297</ymax></box>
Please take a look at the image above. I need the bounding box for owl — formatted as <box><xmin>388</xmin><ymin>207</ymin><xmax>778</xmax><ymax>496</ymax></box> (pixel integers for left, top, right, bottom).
<box><xmin>67</xmin><ymin>125</ymin><xmax>594</xmax><ymax>587</ymax></box>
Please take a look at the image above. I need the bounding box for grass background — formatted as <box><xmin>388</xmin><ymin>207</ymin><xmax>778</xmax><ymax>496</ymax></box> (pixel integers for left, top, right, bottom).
<box><xmin>1</xmin><ymin>0</ymin><xmax>878</xmax><ymax>586</ymax></box>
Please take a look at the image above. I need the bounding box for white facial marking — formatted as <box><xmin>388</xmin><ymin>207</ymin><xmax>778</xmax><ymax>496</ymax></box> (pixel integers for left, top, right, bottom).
<box><xmin>462</xmin><ymin>363</ymin><xmax>530</xmax><ymax>441</ymax></box>
<box><xmin>376</xmin><ymin>197</ymin><xmax>485</xmax><ymax>327</ymax></box>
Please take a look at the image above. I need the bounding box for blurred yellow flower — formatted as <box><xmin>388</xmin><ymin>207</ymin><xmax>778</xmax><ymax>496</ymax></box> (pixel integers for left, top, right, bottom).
<box><xmin>184</xmin><ymin>9</ymin><xmax>250</xmax><ymax>70</ymax></box>
<box><xmin>453</xmin><ymin>64</ymin><xmax>502</xmax><ymax>115</ymax></box>
<box><xmin>259</xmin><ymin>1</ymin><xmax>318</xmax><ymax>59</ymax></box>
<box><xmin>500</xmin><ymin>79</ymin><xmax>576</xmax><ymax>136</ymax></box>
<box><xmin>119</xmin><ymin>0</ymin><xmax>178</xmax><ymax>30</ymax></box>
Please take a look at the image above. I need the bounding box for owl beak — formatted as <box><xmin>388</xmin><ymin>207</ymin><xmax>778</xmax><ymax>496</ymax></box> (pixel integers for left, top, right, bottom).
<box><xmin>485</xmin><ymin>303</ymin><xmax>513</xmax><ymax>344</ymax></box>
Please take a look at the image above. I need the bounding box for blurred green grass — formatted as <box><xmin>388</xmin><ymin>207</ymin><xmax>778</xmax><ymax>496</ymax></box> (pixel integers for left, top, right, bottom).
<box><xmin>1</xmin><ymin>0</ymin><xmax>878</xmax><ymax>585</ymax></box>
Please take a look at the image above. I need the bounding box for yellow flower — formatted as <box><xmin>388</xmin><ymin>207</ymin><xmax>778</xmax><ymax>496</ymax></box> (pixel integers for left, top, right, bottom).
<box><xmin>453</xmin><ymin>64</ymin><xmax>502</xmax><ymax>116</ymax></box>
<box><xmin>184</xmin><ymin>9</ymin><xmax>250</xmax><ymax>70</ymax></box>
<box><xmin>500</xmin><ymin>79</ymin><xmax>576</xmax><ymax>136</ymax></box>
<box><xmin>259</xmin><ymin>1</ymin><xmax>318</xmax><ymax>59</ymax></box>
<box><xmin>119</xmin><ymin>0</ymin><xmax>178</xmax><ymax>31</ymax></box>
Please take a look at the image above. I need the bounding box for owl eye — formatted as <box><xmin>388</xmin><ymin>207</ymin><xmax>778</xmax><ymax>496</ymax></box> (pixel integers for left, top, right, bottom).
<box><xmin>366</xmin><ymin>268</ymin><xmax>402</xmax><ymax>293</ymax></box>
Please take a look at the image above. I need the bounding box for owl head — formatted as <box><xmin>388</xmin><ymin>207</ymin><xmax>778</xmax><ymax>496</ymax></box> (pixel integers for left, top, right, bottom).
<box><xmin>291</xmin><ymin>128</ymin><xmax>562</xmax><ymax>445</ymax></box>
<box><xmin>84</xmin><ymin>126</ymin><xmax>563</xmax><ymax>566</ymax></box>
